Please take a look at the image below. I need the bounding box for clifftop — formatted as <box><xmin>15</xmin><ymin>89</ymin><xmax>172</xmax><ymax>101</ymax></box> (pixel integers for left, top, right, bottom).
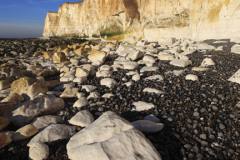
<box><xmin>43</xmin><ymin>0</ymin><xmax>240</xmax><ymax>41</ymax></box>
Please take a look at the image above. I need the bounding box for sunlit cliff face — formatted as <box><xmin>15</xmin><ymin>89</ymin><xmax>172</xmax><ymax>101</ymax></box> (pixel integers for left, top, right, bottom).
<box><xmin>43</xmin><ymin>0</ymin><xmax>240</xmax><ymax>41</ymax></box>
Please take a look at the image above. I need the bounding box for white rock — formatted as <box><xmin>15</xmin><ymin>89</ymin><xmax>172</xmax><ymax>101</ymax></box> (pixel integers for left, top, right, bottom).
<box><xmin>11</xmin><ymin>124</ymin><xmax>38</xmax><ymax>141</ymax></box>
<box><xmin>60</xmin><ymin>87</ymin><xmax>79</xmax><ymax>98</ymax></box>
<box><xmin>201</xmin><ymin>58</ymin><xmax>215</xmax><ymax>66</ymax></box>
<box><xmin>100</xmin><ymin>78</ymin><xmax>117</xmax><ymax>88</ymax></box>
<box><xmin>69</xmin><ymin>110</ymin><xmax>94</xmax><ymax>127</ymax></box>
<box><xmin>54</xmin><ymin>83</ymin><xmax>75</xmax><ymax>91</ymax></box>
<box><xmin>102</xmin><ymin>93</ymin><xmax>114</xmax><ymax>98</ymax></box>
<box><xmin>213</xmin><ymin>41</ymin><xmax>228</xmax><ymax>44</ymax></box>
<box><xmin>27</xmin><ymin>124</ymin><xmax>76</xmax><ymax>147</ymax></box>
<box><xmin>87</xmin><ymin>91</ymin><xmax>100</xmax><ymax>100</ymax></box>
<box><xmin>75</xmin><ymin>68</ymin><xmax>89</xmax><ymax>77</ymax></box>
<box><xmin>77</xmin><ymin>92</ymin><xmax>85</xmax><ymax>98</ymax></box>
<box><xmin>30</xmin><ymin>115</ymin><xmax>62</xmax><ymax>130</ymax></box>
<box><xmin>96</xmin><ymin>70</ymin><xmax>113</xmax><ymax>77</ymax></box>
<box><xmin>64</xmin><ymin>70</ymin><xmax>76</xmax><ymax>77</ymax></box>
<box><xmin>144</xmin><ymin>114</ymin><xmax>160</xmax><ymax>123</ymax></box>
<box><xmin>73</xmin><ymin>76</ymin><xmax>87</xmax><ymax>84</ymax></box>
<box><xmin>126</xmin><ymin>36</ymin><xmax>139</xmax><ymax>45</ymax></box>
<box><xmin>73</xmin><ymin>97</ymin><xmax>88</xmax><ymax>108</ymax></box>
<box><xmin>132</xmin><ymin>120</ymin><xmax>164</xmax><ymax>133</ymax></box>
<box><xmin>143</xmin><ymin>88</ymin><xmax>165</xmax><ymax>94</ymax></box>
<box><xmin>158</xmin><ymin>54</ymin><xmax>175</xmax><ymax>60</ymax></box>
<box><xmin>170</xmin><ymin>59</ymin><xmax>192</xmax><ymax>67</ymax></box>
<box><xmin>81</xmin><ymin>85</ymin><xmax>97</xmax><ymax>92</ymax></box>
<box><xmin>29</xmin><ymin>143</ymin><xmax>49</xmax><ymax>160</ymax></box>
<box><xmin>231</xmin><ymin>44</ymin><xmax>240</xmax><ymax>54</ymax></box>
<box><xmin>136</xmin><ymin>40</ymin><xmax>148</xmax><ymax>46</ymax></box>
<box><xmin>140</xmin><ymin>66</ymin><xmax>158</xmax><ymax>72</ymax></box>
<box><xmin>127</xmin><ymin>50</ymin><xmax>144</xmax><ymax>61</ymax></box>
<box><xmin>126</xmin><ymin>71</ymin><xmax>139</xmax><ymax>76</ymax></box>
<box><xmin>185</xmin><ymin>74</ymin><xmax>199</xmax><ymax>81</ymax></box>
<box><xmin>67</xmin><ymin>111</ymin><xmax>161</xmax><ymax>160</ymax></box>
<box><xmin>132</xmin><ymin>101</ymin><xmax>155</xmax><ymax>111</ymax></box>
<box><xmin>0</xmin><ymin>88</ymin><xmax>11</xmax><ymax>98</ymax></box>
<box><xmin>145</xmin><ymin>75</ymin><xmax>164</xmax><ymax>81</ymax></box>
<box><xmin>228</xmin><ymin>69</ymin><xmax>240</xmax><ymax>84</ymax></box>
<box><xmin>216</xmin><ymin>46</ymin><xmax>223</xmax><ymax>51</ymax></box>
<box><xmin>137</xmin><ymin>60</ymin><xmax>154</xmax><ymax>66</ymax></box>
<box><xmin>192</xmin><ymin>67</ymin><xmax>209</xmax><ymax>71</ymax></box>
<box><xmin>142</xmin><ymin>55</ymin><xmax>156</xmax><ymax>63</ymax></box>
<box><xmin>132</xmin><ymin>74</ymin><xmax>140</xmax><ymax>81</ymax></box>
<box><xmin>124</xmin><ymin>81</ymin><xmax>134</xmax><ymax>87</ymax></box>
<box><xmin>5</xmin><ymin>95</ymin><xmax>65</xmax><ymax>127</ymax></box>
<box><xmin>60</xmin><ymin>75</ymin><xmax>75</xmax><ymax>82</ymax></box>
<box><xmin>99</xmin><ymin>65</ymin><xmax>111</xmax><ymax>71</ymax></box>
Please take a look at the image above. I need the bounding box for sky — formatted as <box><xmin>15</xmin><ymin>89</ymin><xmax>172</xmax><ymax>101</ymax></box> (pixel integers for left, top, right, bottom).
<box><xmin>0</xmin><ymin>0</ymin><xmax>81</xmax><ymax>38</ymax></box>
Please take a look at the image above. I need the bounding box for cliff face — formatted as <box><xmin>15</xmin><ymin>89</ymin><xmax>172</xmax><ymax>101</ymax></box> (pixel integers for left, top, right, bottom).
<box><xmin>43</xmin><ymin>0</ymin><xmax>240</xmax><ymax>41</ymax></box>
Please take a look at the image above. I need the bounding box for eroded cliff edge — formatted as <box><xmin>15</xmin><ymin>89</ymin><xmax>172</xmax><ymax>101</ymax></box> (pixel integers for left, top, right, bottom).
<box><xmin>43</xmin><ymin>0</ymin><xmax>240</xmax><ymax>41</ymax></box>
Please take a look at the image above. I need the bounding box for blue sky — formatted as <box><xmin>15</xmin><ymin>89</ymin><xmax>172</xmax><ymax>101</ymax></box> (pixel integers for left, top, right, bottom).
<box><xmin>0</xmin><ymin>0</ymin><xmax>81</xmax><ymax>38</ymax></box>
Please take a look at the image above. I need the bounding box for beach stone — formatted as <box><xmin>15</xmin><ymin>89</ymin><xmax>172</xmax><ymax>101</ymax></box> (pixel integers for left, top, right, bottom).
<box><xmin>0</xmin><ymin>133</ymin><xmax>12</xmax><ymax>149</ymax></box>
<box><xmin>126</xmin><ymin>36</ymin><xmax>139</xmax><ymax>45</ymax></box>
<box><xmin>102</xmin><ymin>93</ymin><xmax>114</xmax><ymax>98</ymax></box>
<box><xmin>140</xmin><ymin>66</ymin><xmax>158</xmax><ymax>72</ymax></box>
<box><xmin>127</xmin><ymin>50</ymin><xmax>144</xmax><ymax>61</ymax></box>
<box><xmin>53</xmin><ymin>82</ymin><xmax>75</xmax><ymax>91</ymax></box>
<box><xmin>228</xmin><ymin>69</ymin><xmax>240</xmax><ymax>84</ymax></box>
<box><xmin>81</xmin><ymin>64</ymin><xmax>95</xmax><ymax>71</ymax></box>
<box><xmin>60</xmin><ymin>75</ymin><xmax>75</xmax><ymax>82</ymax></box>
<box><xmin>132</xmin><ymin>74</ymin><xmax>140</xmax><ymax>81</ymax></box>
<box><xmin>60</xmin><ymin>87</ymin><xmax>79</xmax><ymax>98</ymax></box>
<box><xmin>144</xmin><ymin>114</ymin><xmax>160</xmax><ymax>123</ymax></box>
<box><xmin>231</xmin><ymin>44</ymin><xmax>240</xmax><ymax>54</ymax></box>
<box><xmin>10</xmin><ymin>76</ymin><xmax>36</xmax><ymax>96</ymax></box>
<box><xmin>73</xmin><ymin>76</ymin><xmax>87</xmax><ymax>84</ymax></box>
<box><xmin>0</xmin><ymin>80</ymin><xmax>10</xmax><ymax>90</ymax></box>
<box><xmin>158</xmin><ymin>54</ymin><xmax>175</xmax><ymax>60</ymax></box>
<box><xmin>73</xmin><ymin>97</ymin><xmax>88</xmax><ymax>108</ymax></box>
<box><xmin>67</xmin><ymin>111</ymin><xmax>161</xmax><ymax>160</ymax></box>
<box><xmin>87</xmin><ymin>92</ymin><xmax>100</xmax><ymax>100</ymax></box>
<box><xmin>77</xmin><ymin>92</ymin><xmax>85</xmax><ymax>98</ymax></box>
<box><xmin>100</xmin><ymin>78</ymin><xmax>117</xmax><ymax>88</ymax></box>
<box><xmin>96</xmin><ymin>70</ymin><xmax>113</xmax><ymax>77</ymax></box>
<box><xmin>53</xmin><ymin>52</ymin><xmax>67</xmax><ymax>63</ymax></box>
<box><xmin>81</xmin><ymin>85</ymin><xmax>97</xmax><ymax>92</ymax></box>
<box><xmin>69</xmin><ymin>110</ymin><xmax>94</xmax><ymax>127</ymax></box>
<box><xmin>201</xmin><ymin>58</ymin><xmax>215</xmax><ymax>66</ymax></box>
<box><xmin>29</xmin><ymin>143</ymin><xmax>49</xmax><ymax>160</ymax></box>
<box><xmin>1</xmin><ymin>93</ymin><xmax>24</xmax><ymax>104</ymax></box>
<box><xmin>145</xmin><ymin>75</ymin><xmax>164</xmax><ymax>81</ymax></box>
<box><xmin>124</xmin><ymin>81</ymin><xmax>134</xmax><ymax>87</ymax></box>
<box><xmin>43</xmin><ymin>51</ymin><xmax>54</xmax><ymax>59</ymax></box>
<box><xmin>143</xmin><ymin>88</ymin><xmax>165</xmax><ymax>94</ymax></box>
<box><xmin>170</xmin><ymin>59</ymin><xmax>192</xmax><ymax>67</ymax></box>
<box><xmin>0</xmin><ymin>88</ymin><xmax>11</xmax><ymax>98</ymax></box>
<box><xmin>60</xmin><ymin>66</ymin><xmax>70</xmax><ymax>73</ymax></box>
<box><xmin>30</xmin><ymin>115</ymin><xmax>62</xmax><ymax>130</ymax></box>
<box><xmin>75</xmin><ymin>68</ymin><xmax>89</xmax><ymax>77</ymax></box>
<box><xmin>5</xmin><ymin>95</ymin><xmax>65</xmax><ymax>127</ymax></box>
<box><xmin>0</xmin><ymin>117</ymin><xmax>10</xmax><ymax>130</ymax></box>
<box><xmin>132</xmin><ymin>120</ymin><xmax>164</xmax><ymax>133</ymax></box>
<box><xmin>185</xmin><ymin>74</ymin><xmax>198</xmax><ymax>81</ymax></box>
<box><xmin>64</xmin><ymin>70</ymin><xmax>76</xmax><ymax>77</ymax></box>
<box><xmin>27</xmin><ymin>81</ymin><xmax>48</xmax><ymax>100</ymax></box>
<box><xmin>123</xmin><ymin>61</ymin><xmax>139</xmax><ymax>70</ymax></box>
<box><xmin>99</xmin><ymin>65</ymin><xmax>111</xmax><ymax>71</ymax></box>
<box><xmin>27</xmin><ymin>124</ymin><xmax>76</xmax><ymax>147</ymax></box>
<box><xmin>11</xmin><ymin>124</ymin><xmax>38</xmax><ymax>141</ymax></box>
<box><xmin>142</xmin><ymin>55</ymin><xmax>156</xmax><ymax>63</ymax></box>
<box><xmin>132</xmin><ymin>101</ymin><xmax>155</xmax><ymax>111</ymax></box>
<box><xmin>88</xmin><ymin>49</ymin><xmax>107</xmax><ymax>64</ymax></box>
<box><xmin>192</xmin><ymin>67</ymin><xmax>209</xmax><ymax>71</ymax></box>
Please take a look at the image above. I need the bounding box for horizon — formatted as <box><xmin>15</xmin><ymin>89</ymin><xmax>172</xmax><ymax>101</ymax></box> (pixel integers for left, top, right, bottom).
<box><xmin>0</xmin><ymin>0</ymin><xmax>81</xmax><ymax>39</ymax></box>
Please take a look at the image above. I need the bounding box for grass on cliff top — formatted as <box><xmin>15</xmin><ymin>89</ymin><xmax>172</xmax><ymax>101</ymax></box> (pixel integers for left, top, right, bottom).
<box><xmin>100</xmin><ymin>29</ymin><xmax>123</xmax><ymax>37</ymax></box>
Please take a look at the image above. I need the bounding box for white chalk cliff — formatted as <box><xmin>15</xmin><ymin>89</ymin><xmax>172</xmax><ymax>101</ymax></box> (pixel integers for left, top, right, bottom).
<box><xmin>43</xmin><ymin>0</ymin><xmax>240</xmax><ymax>41</ymax></box>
